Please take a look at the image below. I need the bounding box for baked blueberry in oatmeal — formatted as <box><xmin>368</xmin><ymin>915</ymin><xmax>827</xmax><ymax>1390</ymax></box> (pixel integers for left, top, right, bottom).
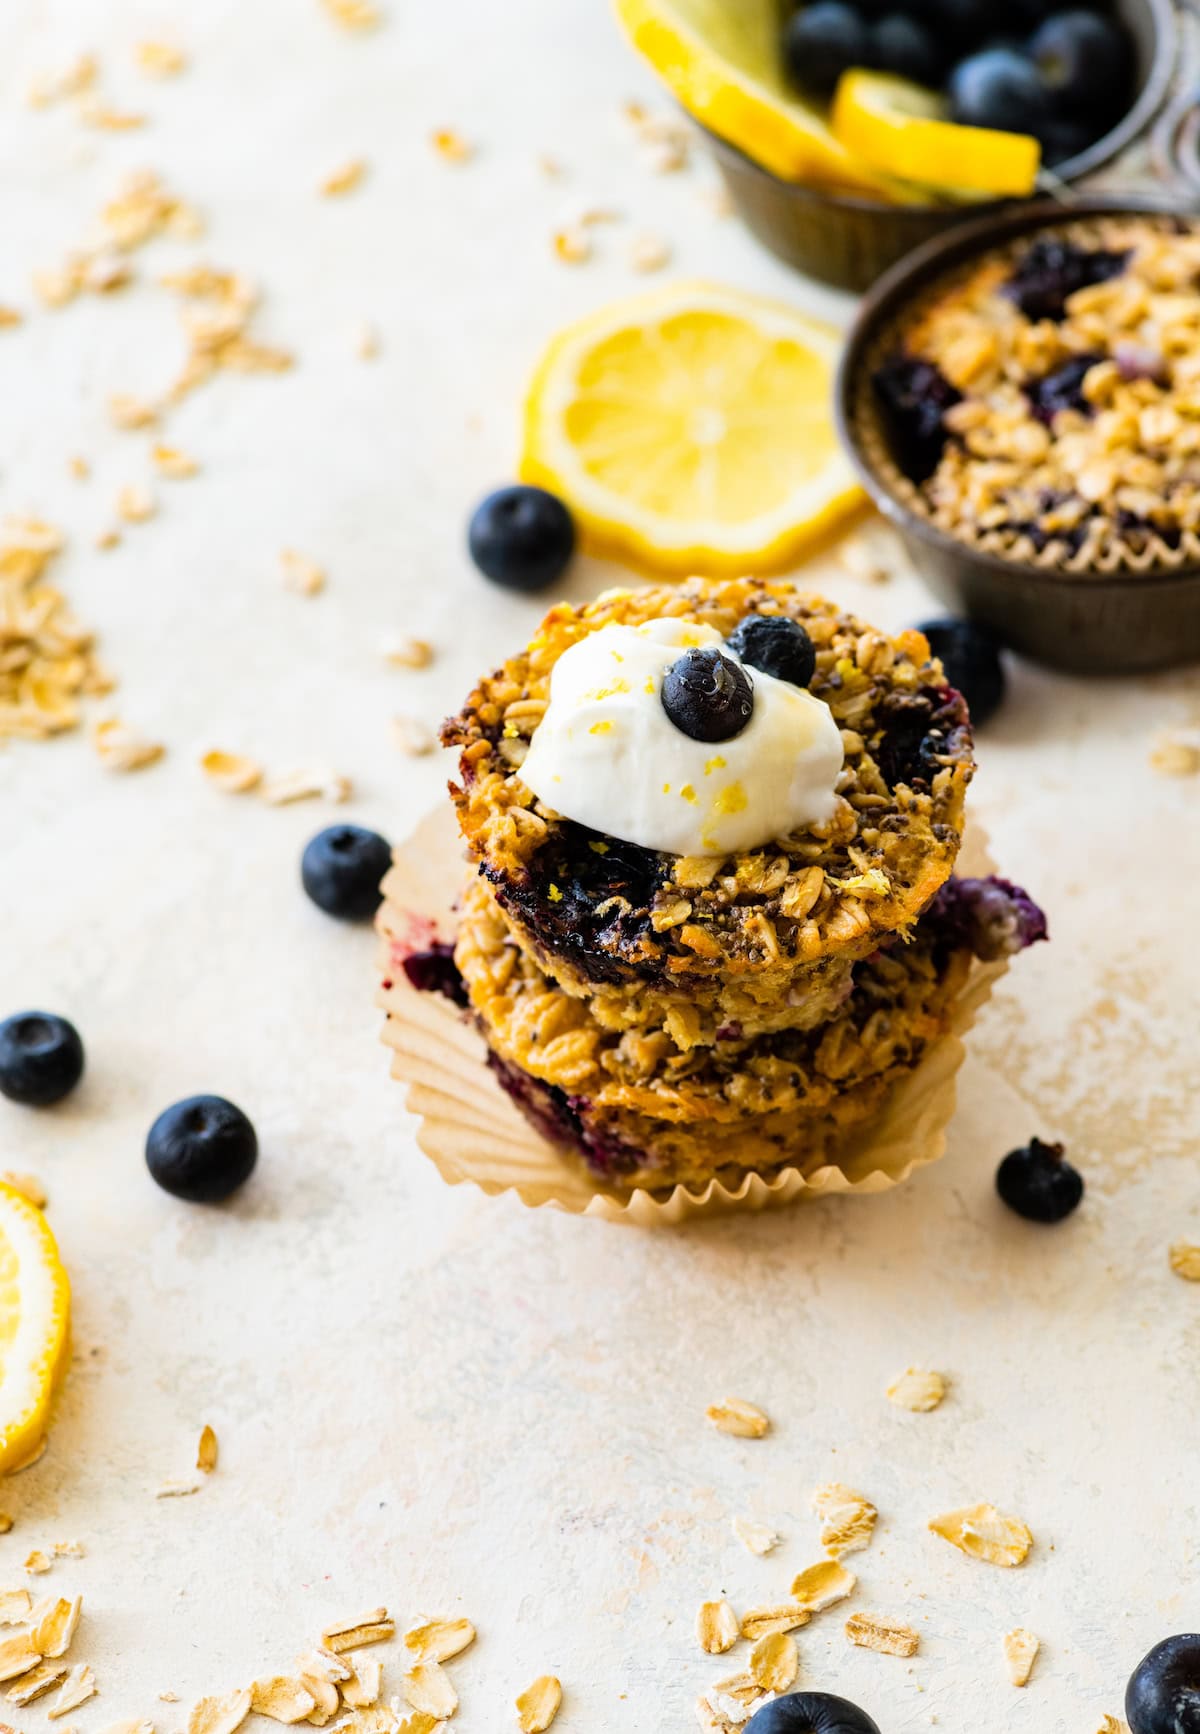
<box><xmin>870</xmin><ymin>216</ymin><xmax>1200</xmax><ymax>572</ymax></box>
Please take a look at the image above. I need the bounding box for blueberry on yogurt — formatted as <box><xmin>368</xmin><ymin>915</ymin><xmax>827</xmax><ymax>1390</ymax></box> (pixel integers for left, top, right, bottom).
<box><xmin>660</xmin><ymin>646</ymin><xmax>754</xmax><ymax>743</ymax></box>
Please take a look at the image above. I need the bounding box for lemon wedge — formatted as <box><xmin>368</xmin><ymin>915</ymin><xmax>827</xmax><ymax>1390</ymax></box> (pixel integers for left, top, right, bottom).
<box><xmin>832</xmin><ymin>71</ymin><xmax>1041</xmax><ymax>199</ymax></box>
<box><xmin>521</xmin><ymin>280</ymin><xmax>864</xmax><ymax>577</ymax></box>
<box><xmin>0</xmin><ymin>1184</ymin><xmax>70</xmax><ymax>1474</ymax></box>
<box><xmin>612</xmin><ymin>0</ymin><xmax>914</xmax><ymax>197</ymax></box>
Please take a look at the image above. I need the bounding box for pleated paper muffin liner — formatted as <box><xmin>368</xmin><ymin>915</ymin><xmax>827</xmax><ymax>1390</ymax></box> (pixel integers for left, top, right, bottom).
<box><xmin>375</xmin><ymin>806</ymin><xmax>1007</xmax><ymax>1226</ymax></box>
<box><xmin>850</xmin><ymin>212</ymin><xmax>1200</xmax><ymax>577</ymax></box>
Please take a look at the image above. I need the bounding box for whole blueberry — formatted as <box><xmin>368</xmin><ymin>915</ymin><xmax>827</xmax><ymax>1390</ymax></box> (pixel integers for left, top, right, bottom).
<box><xmin>948</xmin><ymin>47</ymin><xmax>1051</xmax><ymax>136</ymax></box>
<box><xmin>467</xmin><ymin>485</ymin><xmax>575</xmax><ymax>592</ymax></box>
<box><xmin>915</xmin><ymin>617</ymin><xmax>1006</xmax><ymax>726</ymax></box>
<box><xmin>146</xmin><ymin>1096</ymin><xmax>258</xmax><ymax>1203</ymax></box>
<box><xmin>782</xmin><ymin>2</ymin><xmax>873</xmax><ymax>100</ymax></box>
<box><xmin>996</xmin><ymin>1137</ymin><xmax>1084</xmax><ymax>1224</ymax></box>
<box><xmin>0</xmin><ymin>1013</ymin><xmax>84</xmax><ymax>1107</ymax></box>
<box><xmin>302</xmin><ymin>825</ymin><xmax>393</xmax><ymax>921</ymax></box>
<box><xmin>661</xmin><ymin>647</ymin><xmax>754</xmax><ymax>743</ymax></box>
<box><xmin>870</xmin><ymin>14</ymin><xmax>944</xmax><ymax>86</ymax></box>
<box><xmin>1031</xmin><ymin>10</ymin><xmax>1129</xmax><ymax>121</ymax></box>
<box><xmin>1126</xmin><ymin>1634</ymin><xmax>1200</xmax><ymax>1734</ymax></box>
<box><xmin>906</xmin><ymin>0</ymin><xmax>994</xmax><ymax>52</ymax></box>
<box><xmin>727</xmin><ymin>615</ymin><xmax>817</xmax><ymax>688</ymax></box>
<box><xmin>745</xmin><ymin>1692</ymin><xmax>882</xmax><ymax>1734</ymax></box>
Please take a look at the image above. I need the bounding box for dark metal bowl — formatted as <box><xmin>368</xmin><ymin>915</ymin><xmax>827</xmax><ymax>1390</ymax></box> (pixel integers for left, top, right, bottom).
<box><xmin>836</xmin><ymin>197</ymin><xmax>1200</xmax><ymax>676</ymax></box>
<box><xmin>704</xmin><ymin>0</ymin><xmax>1178</xmax><ymax>293</ymax></box>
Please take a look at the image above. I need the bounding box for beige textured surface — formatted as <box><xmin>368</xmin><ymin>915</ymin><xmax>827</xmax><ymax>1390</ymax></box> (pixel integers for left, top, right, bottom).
<box><xmin>2</xmin><ymin>1</ymin><xmax>1199</xmax><ymax>1729</ymax></box>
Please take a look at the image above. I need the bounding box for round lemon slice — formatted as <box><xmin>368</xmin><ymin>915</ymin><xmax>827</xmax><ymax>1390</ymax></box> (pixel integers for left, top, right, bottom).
<box><xmin>832</xmin><ymin>71</ymin><xmax>1041</xmax><ymax>200</ymax></box>
<box><xmin>521</xmin><ymin>281</ymin><xmax>864</xmax><ymax>577</ymax></box>
<box><xmin>612</xmin><ymin>0</ymin><xmax>916</xmax><ymax>198</ymax></box>
<box><xmin>0</xmin><ymin>1184</ymin><xmax>70</xmax><ymax>1474</ymax></box>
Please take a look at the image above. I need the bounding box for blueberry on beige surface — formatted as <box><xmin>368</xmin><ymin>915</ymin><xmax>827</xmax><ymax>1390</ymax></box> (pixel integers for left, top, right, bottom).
<box><xmin>744</xmin><ymin>1689</ymin><xmax>881</xmax><ymax>1733</ymax></box>
<box><xmin>302</xmin><ymin>824</ymin><xmax>394</xmax><ymax>921</ymax></box>
<box><xmin>145</xmin><ymin>1095</ymin><xmax>259</xmax><ymax>1204</ymax></box>
<box><xmin>996</xmin><ymin>1136</ymin><xmax>1084</xmax><ymax>1223</ymax></box>
<box><xmin>0</xmin><ymin>1011</ymin><xmax>85</xmax><ymax>1107</ymax></box>
<box><xmin>1126</xmin><ymin>1634</ymin><xmax>1200</xmax><ymax>1734</ymax></box>
<box><xmin>400</xmin><ymin>575</ymin><xmax>1046</xmax><ymax>1193</ymax></box>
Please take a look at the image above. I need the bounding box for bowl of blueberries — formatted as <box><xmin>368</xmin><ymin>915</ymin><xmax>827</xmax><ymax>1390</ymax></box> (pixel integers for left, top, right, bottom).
<box><xmin>705</xmin><ymin>0</ymin><xmax>1177</xmax><ymax>291</ymax></box>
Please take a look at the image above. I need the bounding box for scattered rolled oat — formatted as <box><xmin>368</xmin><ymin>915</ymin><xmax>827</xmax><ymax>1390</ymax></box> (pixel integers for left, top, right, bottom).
<box><xmin>339</xmin><ymin>1657</ymin><xmax>381</xmax><ymax>1708</ymax></box>
<box><xmin>93</xmin><ymin>718</ymin><xmax>164</xmax><ymax>772</ymax></box>
<box><xmin>1003</xmin><ymin>1627</ymin><xmax>1039</xmax><ymax>1686</ymax></box>
<box><xmin>95</xmin><ymin>1721</ymin><xmax>155</xmax><ymax>1734</ymax></box>
<box><xmin>402</xmin><ymin>1663</ymin><xmax>456</xmax><ymax>1720</ymax></box>
<box><xmin>696</xmin><ymin>1601</ymin><xmax>739</xmax><ymax>1656</ymax></box>
<box><xmin>52</xmin><ymin>1542</ymin><xmax>83</xmax><ymax>1559</ymax></box>
<box><xmin>155</xmin><ymin>1477</ymin><xmax>202</xmax><ymax>1498</ymax></box>
<box><xmin>1095</xmin><ymin>1718</ymin><xmax>1126</xmax><ymax>1732</ymax></box>
<box><xmin>321</xmin><ymin>1611</ymin><xmax>395</xmax><ymax>1652</ymax></box>
<box><xmin>322</xmin><ymin>0</ymin><xmax>381</xmax><ymax>28</ymax></box>
<box><xmin>0</xmin><ymin>1519</ymin><xmax>12</xmax><ymax>1538</ymax></box>
<box><xmin>403</xmin><ymin>1618</ymin><xmax>475</xmax><ymax>1664</ymax></box>
<box><xmin>68</xmin><ymin>456</ymin><xmax>89</xmax><ymax>479</ymax></box>
<box><xmin>0</xmin><ymin>308</ymin><xmax>23</xmax><ymax>329</ymax></box>
<box><xmin>108</xmin><ymin>394</ymin><xmax>158</xmax><ymax>432</ymax></box>
<box><xmin>0</xmin><ymin>1628</ymin><xmax>41</xmax><ymax>1681</ymax></box>
<box><xmin>430</xmin><ymin>129</ymin><xmax>473</xmax><ymax>164</ymax></box>
<box><xmin>929</xmin><ymin>1503</ymin><xmax>1033</xmax><ymax>1567</ymax></box>
<box><xmin>1</xmin><ymin>517</ymin><xmax>111</xmax><ymax>743</ymax></box>
<box><xmin>9</xmin><ymin>1663</ymin><xmax>69</xmax><ymax>1706</ymax></box>
<box><xmin>199</xmin><ymin>750</ymin><xmax>262</xmax><ymax>794</ymax></box>
<box><xmin>706</xmin><ymin>1398</ymin><xmax>769</xmax><ymax>1439</ymax></box>
<box><xmin>353</xmin><ymin>322</ymin><xmax>379</xmax><ymax>359</ymax></box>
<box><xmin>294</xmin><ymin>1657</ymin><xmax>339</xmax><ymax>1725</ymax></box>
<box><xmin>24</xmin><ymin>1551</ymin><xmax>51</xmax><ymax>1575</ymax></box>
<box><xmin>845</xmin><ymin>1612</ymin><xmax>919</xmax><ymax>1658</ymax></box>
<box><xmin>811</xmin><ymin>1483</ymin><xmax>877</xmax><ymax>1558</ymax></box>
<box><xmin>152</xmin><ymin>445</ymin><xmax>199</xmax><ymax>480</ymax></box>
<box><xmin>249</xmin><ymin>1679</ymin><xmax>316</xmax><ymax>1723</ymax></box>
<box><xmin>887</xmin><ymin>1368</ymin><xmax>947</xmax><ymax>1413</ymax></box>
<box><xmin>749</xmin><ymin>1633</ymin><xmax>797</xmax><ymax>1694</ymax></box>
<box><xmin>115</xmin><ymin>484</ymin><xmax>156</xmax><ymax>523</ymax></box>
<box><xmin>0</xmin><ymin>1590</ymin><xmax>30</xmax><ymax>1624</ymax></box>
<box><xmin>731</xmin><ymin>1517</ymin><xmax>780</xmax><ymax>1557</ymax></box>
<box><xmin>392</xmin><ymin>715</ymin><xmax>436</xmax><ymax>757</ymax></box>
<box><xmin>135</xmin><ymin>41</ymin><xmax>187</xmax><ymax>76</ymax></box>
<box><xmin>383</xmin><ymin>636</ymin><xmax>433</xmax><ymax>669</ymax></box>
<box><xmin>1</xmin><ymin>1173</ymin><xmax>47</xmax><ymax>1208</ymax></box>
<box><xmin>791</xmin><ymin>1560</ymin><xmax>856</xmax><ymax>1613</ymax></box>
<box><xmin>1150</xmin><ymin>732</ymin><xmax>1200</xmax><ymax>776</ymax></box>
<box><xmin>515</xmin><ymin>1675</ymin><xmax>561</xmax><ymax>1734</ymax></box>
<box><xmin>48</xmin><ymin>1664</ymin><xmax>97</xmax><ymax>1719</ymax></box>
<box><xmin>187</xmin><ymin>1689</ymin><xmax>252</xmax><ymax>1734</ymax></box>
<box><xmin>34</xmin><ymin>1593</ymin><xmax>81</xmax><ymax>1657</ymax></box>
<box><xmin>79</xmin><ymin>100</ymin><xmax>146</xmax><ymax>131</ymax></box>
<box><xmin>319</xmin><ymin>159</ymin><xmax>367</xmax><ymax>198</ymax></box>
<box><xmin>629</xmin><ymin>233</ymin><xmax>671</xmax><ymax>274</ymax></box>
<box><xmin>260</xmin><ymin>768</ymin><xmax>351</xmax><ymax>806</ymax></box>
<box><xmin>28</xmin><ymin>54</ymin><xmax>97</xmax><ymax>108</ymax></box>
<box><xmin>1169</xmin><ymin>1241</ymin><xmax>1200</xmax><ymax>1281</ymax></box>
<box><xmin>280</xmin><ymin>549</ymin><xmax>325</xmax><ymax>597</ymax></box>
<box><xmin>95</xmin><ymin>529</ymin><xmax>121</xmax><ymax>551</ymax></box>
<box><xmin>738</xmin><ymin>1605</ymin><xmax>810</xmax><ymax>1641</ymax></box>
<box><xmin>196</xmin><ymin>1425</ymin><xmax>218</xmax><ymax>1474</ymax></box>
<box><xmin>552</xmin><ymin>226</ymin><xmax>591</xmax><ymax>265</ymax></box>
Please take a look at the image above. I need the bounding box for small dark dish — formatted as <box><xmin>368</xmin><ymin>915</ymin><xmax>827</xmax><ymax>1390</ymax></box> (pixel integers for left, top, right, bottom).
<box><xmin>837</xmin><ymin>197</ymin><xmax>1200</xmax><ymax>674</ymax></box>
<box><xmin>702</xmin><ymin>0</ymin><xmax>1176</xmax><ymax>292</ymax></box>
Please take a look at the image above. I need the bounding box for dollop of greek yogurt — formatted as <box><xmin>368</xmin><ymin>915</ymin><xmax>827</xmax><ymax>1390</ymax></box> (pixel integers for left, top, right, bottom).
<box><xmin>518</xmin><ymin>618</ymin><xmax>844</xmax><ymax>857</ymax></box>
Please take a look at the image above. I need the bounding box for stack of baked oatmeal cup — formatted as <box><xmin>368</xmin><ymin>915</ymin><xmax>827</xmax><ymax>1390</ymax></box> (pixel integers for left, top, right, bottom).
<box><xmin>383</xmin><ymin>576</ymin><xmax>1046</xmax><ymax>1201</ymax></box>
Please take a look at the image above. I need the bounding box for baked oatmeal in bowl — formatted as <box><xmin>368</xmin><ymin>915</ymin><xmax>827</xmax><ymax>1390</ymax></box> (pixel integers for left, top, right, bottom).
<box><xmin>384</xmin><ymin>577</ymin><xmax>1046</xmax><ymax>1201</ymax></box>
<box><xmin>838</xmin><ymin>200</ymin><xmax>1200</xmax><ymax>673</ymax></box>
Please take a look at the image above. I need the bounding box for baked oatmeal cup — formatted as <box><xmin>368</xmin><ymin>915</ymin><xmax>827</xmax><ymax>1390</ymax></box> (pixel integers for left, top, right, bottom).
<box><xmin>869</xmin><ymin>212</ymin><xmax>1200</xmax><ymax>573</ymax></box>
<box><xmin>442</xmin><ymin>578</ymin><xmax>974</xmax><ymax>1043</ymax></box>
<box><xmin>448</xmin><ymin>870</ymin><xmax>1044</xmax><ymax>1192</ymax></box>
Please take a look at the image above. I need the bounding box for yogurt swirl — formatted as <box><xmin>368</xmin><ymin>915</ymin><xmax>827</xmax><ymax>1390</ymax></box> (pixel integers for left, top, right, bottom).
<box><xmin>518</xmin><ymin>618</ymin><xmax>844</xmax><ymax>857</ymax></box>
